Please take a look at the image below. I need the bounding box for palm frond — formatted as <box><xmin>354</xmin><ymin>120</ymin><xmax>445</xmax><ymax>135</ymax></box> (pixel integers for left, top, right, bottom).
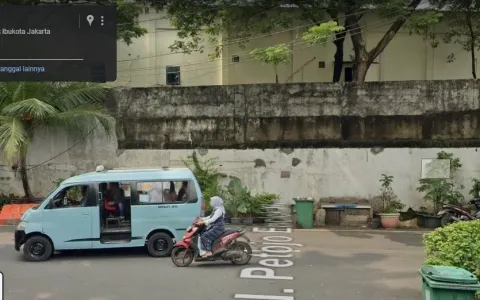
<box><xmin>1</xmin><ymin>98</ymin><xmax>57</xmax><ymax>119</ymax></box>
<box><xmin>0</xmin><ymin>117</ymin><xmax>28</xmax><ymax>162</ymax></box>
<box><xmin>43</xmin><ymin>104</ymin><xmax>116</xmax><ymax>136</ymax></box>
<box><xmin>47</xmin><ymin>83</ymin><xmax>110</xmax><ymax>111</ymax></box>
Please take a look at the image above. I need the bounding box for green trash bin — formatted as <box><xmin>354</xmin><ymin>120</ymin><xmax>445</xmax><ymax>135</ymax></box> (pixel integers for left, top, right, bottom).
<box><xmin>420</xmin><ymin>265</ymin><xmax>480</xmax><ymax>300</ymax></box>
<box><xmin>293</xmin><ymin>197</ymin><xmax>314</xmax><ymax>229</ymax></box>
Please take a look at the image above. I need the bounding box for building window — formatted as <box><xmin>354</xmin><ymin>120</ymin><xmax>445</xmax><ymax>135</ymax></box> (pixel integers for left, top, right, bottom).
<box><xmin>166</xmin><ymin>66</ymin><xmax>180</xmax><ymax>85</ymax></box>
<box><xmin>133</xmin><ymin>181</ymin><xmax>197</xmax><ymax>205</ymax></box>
<box><xmin>232</xmin><ymin>55</ymin><xmax>240</xmax><ymax>63</ymax></box>
<box><xmin>344</xmin><ymin>67</ymin><xmax>353</xmax><ymax>82</ymax></box>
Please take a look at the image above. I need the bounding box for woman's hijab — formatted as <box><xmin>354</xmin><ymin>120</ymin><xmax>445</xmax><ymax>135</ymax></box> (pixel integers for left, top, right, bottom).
<box><xmin>210</xmin><ymin>196</ymin><xmax>225</xmax><ymax>215</ymax></box>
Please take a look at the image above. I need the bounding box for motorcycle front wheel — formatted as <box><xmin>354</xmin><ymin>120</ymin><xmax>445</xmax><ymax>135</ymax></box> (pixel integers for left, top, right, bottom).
<box><xmin>229</xmin><ymin>241</ymin><xmax>253</xmax><ymax>265</ymax></box>
<box><xmin>171</xmin><ymin>246</ymin><xmax>195</xmax><ymax>267</ymax></box>
<box><xmin>440</xmin><ymin>212</ymin><xmax>456</xmax><ymax>227</ymax></box>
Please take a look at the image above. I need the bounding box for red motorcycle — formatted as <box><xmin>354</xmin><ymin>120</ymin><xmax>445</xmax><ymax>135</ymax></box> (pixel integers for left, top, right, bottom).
<box><xmin>170</xmin><ymin>218</ymin><xmax>253</xmax><ymax>267</ymax></box>
<box><xmin>437</xmin><ymin>196</ymin><xmax>480</xmax><ymax>226</ymax></box>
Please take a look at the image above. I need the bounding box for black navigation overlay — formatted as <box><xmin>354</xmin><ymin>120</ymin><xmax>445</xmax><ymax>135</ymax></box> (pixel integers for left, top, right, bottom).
<box><xmin>0</xmin><ymin>5</ymin><xmax>116</xmax><ymax>82</ymax></box>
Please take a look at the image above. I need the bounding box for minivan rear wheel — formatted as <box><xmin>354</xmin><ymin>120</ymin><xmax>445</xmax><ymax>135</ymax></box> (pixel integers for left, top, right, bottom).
<box><xmin>23</xmin><ymin>235</ymin><xmax>53</xmax><ymax>262</ymax></box>
<box><xmin>147</xmin><ymin>232</ymin><xmax>173</xmax><ymax>257</ymax></box>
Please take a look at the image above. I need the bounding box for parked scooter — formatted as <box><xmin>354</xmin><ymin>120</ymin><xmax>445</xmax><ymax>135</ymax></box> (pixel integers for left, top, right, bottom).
<box><xmin>437</xmin><ymin>192</ymin><xmax>480</xmax><ymax>226</ymax></box>
<box><xmin>170</xmin><ymin>218</ymin><xmax>253</xmax><ymax>267</ymax></box>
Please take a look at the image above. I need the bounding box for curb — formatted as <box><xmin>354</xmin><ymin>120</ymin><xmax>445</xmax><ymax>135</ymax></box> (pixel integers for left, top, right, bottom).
<box><xmin>0</xmin><ymin>225</ymin><xmax>15</xmax><ymax>233</ymax></box>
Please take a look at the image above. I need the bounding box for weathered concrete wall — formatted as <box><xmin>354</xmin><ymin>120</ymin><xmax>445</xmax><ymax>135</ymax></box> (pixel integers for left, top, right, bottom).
<box><xmin>2</xmin><ymin>80</ymin><xmax>480</xmax><ymax>209</ymax></box>
<box><xmin>1</xmin><ymin>128</ymin><xmax>479</xmax><ymax>209</ymax></box>
<box><xmin>111</xmin><ymin>80</ymin><xmax>480</xmax><ymax>149</ymax></box>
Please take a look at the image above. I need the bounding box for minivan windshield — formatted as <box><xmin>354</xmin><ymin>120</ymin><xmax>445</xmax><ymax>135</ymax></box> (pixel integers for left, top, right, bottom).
<box><xmin>40</xmin><ymin>185</ymin><xmax>61</xmax><ymax>206</ymax></box>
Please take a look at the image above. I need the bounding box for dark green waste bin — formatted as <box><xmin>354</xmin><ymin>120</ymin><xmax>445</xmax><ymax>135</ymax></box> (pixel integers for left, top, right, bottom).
<box><xmin>293</xmin><ymin>197</ymin><xmax>314</xmax><ymax>229</ymax></box>
<box><xmin>420</xmin><ymin>265</ymin><xmax>480</xmax><ymax>300</ymax></box>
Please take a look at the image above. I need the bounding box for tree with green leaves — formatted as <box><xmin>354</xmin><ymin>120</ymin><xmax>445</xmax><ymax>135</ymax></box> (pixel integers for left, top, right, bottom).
<box><xmin>250</xmin><ymin>43</ymin><xmax>292</xmax><ymax>83</ymax></box>
<box><xmin>156</xmin><ymin>0</ymin><xmax>439</xmax><ymax>83</ymax></box>
<box><xmin>0</xmin><ymin>82</ymin><xmax>115</xmax><ymax>198</ymax></box>
<box><xmin>421</xmin><ymin>0</ymin><xmax>480</xmax><ymax>79</ymax></box>
<box><xmin>250</xmin><ymin>21</ymin><xmax>344</xmax><ymax>82</ymax></box>
<box><xmin>0</xmin><ymin>0</ymin><xmax>149</xmax><ymax>44</ymax></box>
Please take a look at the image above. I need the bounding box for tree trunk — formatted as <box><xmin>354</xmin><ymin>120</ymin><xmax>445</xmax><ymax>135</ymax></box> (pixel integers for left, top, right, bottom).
<box><xmin>355</xmin><ymin>60</ymin><xmax>369</xmax><ymax>83</ymax></box>
<box><xmin>466</xmin><ymin>11</ymin><xmax>477</xmax><ymax>79</ymax></box>
<box><xmin>326</xmin><ymin>11</ymin><xmax>346</xmax><ymax>83</ymax></box>
<box><xmin>346</xmin><ymin>0</ymin><xmax>423</xmax><ymax>83</ymax></box>
<box><xmin>332</xmin><ymin>31</ymin><xmax>346</xmax><ymax>82</ymax></box>
<box><xmin>345</xmin><ymin>15</ymin><xmax>370</xmax><ymax>82</ymax></box>
<box><xmin>19</xmin><ymin>147</ymin><xmax>33</xmax><ymax>199</ymax></box>
<box><xmin>470</xmin><ymin>46</ymin><xmax>477</xmax><ymax>79</ymax></box>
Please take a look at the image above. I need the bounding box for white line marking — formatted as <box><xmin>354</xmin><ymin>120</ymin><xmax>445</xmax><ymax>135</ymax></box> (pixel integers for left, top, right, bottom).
<box><xmin>283</xmin><ymin>289</ymin><xmax>294</xmax><ymax>293</ymax></box>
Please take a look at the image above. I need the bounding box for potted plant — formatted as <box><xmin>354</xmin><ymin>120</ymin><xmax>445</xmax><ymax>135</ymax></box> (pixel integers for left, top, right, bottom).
<box><xmin>416</xmin><ymin>151</ymin><xmax>465</xmax><ymax>228</ymax></box>
<box><xmin>378</xmin><ymin>174</ymin><xmax>405</xmax><ymax>229</ymax></box>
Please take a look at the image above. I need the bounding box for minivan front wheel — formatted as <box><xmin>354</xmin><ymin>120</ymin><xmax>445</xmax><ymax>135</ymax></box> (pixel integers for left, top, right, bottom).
<box><xmin>147</xmin><ymin>232</ymin><xmax>173</xmax><ymax>257</ymax></box>
<box><xmin>23</xmin><ymin>235</ymin><xmax>53</xmax><ymax>262</ymax></box>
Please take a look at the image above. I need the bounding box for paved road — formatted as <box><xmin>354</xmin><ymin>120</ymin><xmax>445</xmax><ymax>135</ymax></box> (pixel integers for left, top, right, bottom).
<box><xmin>0</xmin><ymin>228</ymin><xmax>425</xmax><ymax>300</ymax></box>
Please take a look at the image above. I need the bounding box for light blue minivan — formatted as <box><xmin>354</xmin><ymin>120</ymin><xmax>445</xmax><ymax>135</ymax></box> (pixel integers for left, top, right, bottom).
<box><xmin>14</xmin><ymin>166</ymin><xmax>204</xmax><ymax>262</ymax></box>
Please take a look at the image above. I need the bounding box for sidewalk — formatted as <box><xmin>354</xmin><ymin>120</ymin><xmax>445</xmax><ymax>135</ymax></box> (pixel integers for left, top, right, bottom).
<box><xmin>0</xmin><ymin>232</ymin><xmax>13</xmax><ymax>244</ymax></box>
<box><xmin>0</xmin><ymin>224</ymin><xmax>433</xmax><ymax>233</ymax></box>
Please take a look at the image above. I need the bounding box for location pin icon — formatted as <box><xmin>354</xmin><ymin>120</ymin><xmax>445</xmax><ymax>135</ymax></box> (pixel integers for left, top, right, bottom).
<box><xmin>86</xmin><ymin>15</ymin><xmax>94</xmax><ymax>26</ymax></box>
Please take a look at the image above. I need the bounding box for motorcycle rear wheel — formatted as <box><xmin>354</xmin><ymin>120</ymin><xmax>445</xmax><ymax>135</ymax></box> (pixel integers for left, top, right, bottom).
<box><xmin>229</xmin><ymin>241</ymin><xmax>252</xmax><ymax>265</ymax></box>
<box><xmin>171</xmin><ymin>246</ymin><xmax>195</xmax><ymax>267</ymax></box>
<box><xmin>440</xmin><ymin>212</ymin><xmax>456</xmax><ymax>227</ymax></box>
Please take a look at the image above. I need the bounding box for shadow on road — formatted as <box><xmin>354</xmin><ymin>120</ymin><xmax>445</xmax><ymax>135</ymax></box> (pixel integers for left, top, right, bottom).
<box><xmin>331</xmin><ymin>231</ymin><xmax>425</xmax><ymax>247</ymax></box>
<box><xmin>299</xmin><ymin>249</ymin><xmax>422</xmax><ymax>299</ymax></box>
<box><xmin>48</xmin><ymin>247</ymin><xmax>149</xmax><ymax>261</ymax></box>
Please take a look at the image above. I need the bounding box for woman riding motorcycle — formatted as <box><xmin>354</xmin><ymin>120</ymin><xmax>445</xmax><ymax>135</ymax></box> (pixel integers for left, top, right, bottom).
<box><xmin>196</xmin><ymin>196</ymin><xmax>225</xmax><ymax>258</ymax></box>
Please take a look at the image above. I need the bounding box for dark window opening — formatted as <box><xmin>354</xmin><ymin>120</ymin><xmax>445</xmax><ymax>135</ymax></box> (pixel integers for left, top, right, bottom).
<box><xmin>232</xmin><ymin>55</ymin><xmax>240</xmax><ymax>63</ymax></box>
<box><xmin>344</xmin><ymin>67</ymin><xmax>353</xmax><ymax>82</ymax></box>
<box><xmin>166</xmin><ymin>66</ymin><xmax>180</xmax><ymax>85</ymax></box>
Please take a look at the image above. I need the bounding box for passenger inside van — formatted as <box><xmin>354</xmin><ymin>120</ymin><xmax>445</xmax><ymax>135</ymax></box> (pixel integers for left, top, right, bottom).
<box><xmin>177</xmin><ymin>181</ymin><xmax>189</xmax><ymax>202</ymax></box>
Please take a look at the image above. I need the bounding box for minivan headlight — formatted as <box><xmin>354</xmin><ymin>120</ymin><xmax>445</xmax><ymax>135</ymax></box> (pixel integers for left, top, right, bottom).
<box><xmin>16</xmin><ymin>221</ymin><xmax>27</xmax><ymax>231</ymax></box>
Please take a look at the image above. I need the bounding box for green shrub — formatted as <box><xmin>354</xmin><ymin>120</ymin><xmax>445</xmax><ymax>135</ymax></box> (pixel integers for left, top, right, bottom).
<box><xmin>0</xmin><ymin>193</ymin><xmax>13</xmax><ymax>209</ymax></box>
<box><xmin>424</xmin><ymin>221</ymin><xmax>480</xmax><ymax>278</ymax></box>
<box><xmin>183</xmin><ymin>151</ymin><xmax>227</xmax><ymax>212</ymax></box>
<box><xmin>417</xmin><ymin>151</ymin><xmax>465</xmax><ymax>213</ymax></box>
<box><xmin>470</xmin><ymin>179</ymin><xmax>480</xmax><ymax>198</ymax></box>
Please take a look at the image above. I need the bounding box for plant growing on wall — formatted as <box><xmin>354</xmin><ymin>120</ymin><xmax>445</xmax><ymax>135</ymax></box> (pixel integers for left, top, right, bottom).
<box><xmin>183</xmin><ymin>151</ymin><xmax>227</xmax><ymax>212</ymax></box>
<box><xmin>417</xmin><ymin>151</ymin><xmax>465</xmax><ymax>213</ymax></box>
<box><xmin>378</xmin><ymin>174</ymin><xmax>405</xmax><ymax>213</ymax></box>
<box><xmin>0</xmin><ymin>82</ymin><xmax>115</xmax><ymax>199</ymax></box>
<box><xmin>250</xmin><ymin>44</ymin><xmax>292</xmax><ymax>83</ymax></box>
